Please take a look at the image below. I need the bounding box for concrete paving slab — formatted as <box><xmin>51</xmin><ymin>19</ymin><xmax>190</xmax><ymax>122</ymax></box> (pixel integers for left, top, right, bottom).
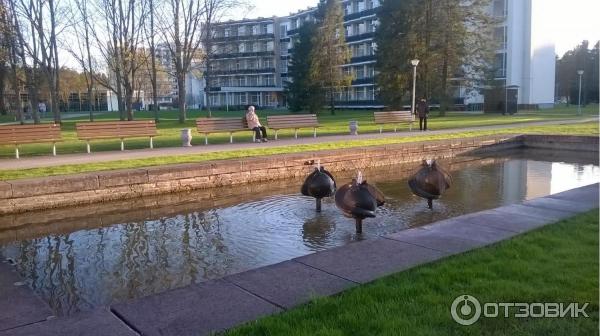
<box><xmin>523</xmin><ymin>196</ymin><xmax>598</xmax><ymax>214</ymax></box>
<box><xmin>547</xmin><ymin>183</ymin><xmax>599</xmax><ymax>205</ymax></box>
<box><xmin>421</xmin><ymin>216</ymin><xmax>519</xmax><ymax>245</ymax></box>
<box><xmin>384</xmin><ymin>227</ymin><xmax>487</xmax><ymax>254</ymax></box>
<box><xmin>460</xmin><ymin>208</ymin><xmax>553</xmax><ymax>233</ymax></box>
<box><xmin>111</xmin><ymin>279</ymin><xmax>280</xmax><ymax>336</ymax></box>
<box><xmin>294</xmin><ymin>238</ymin><xmax>445</xmax><ymax>284</ymax></box>
<box><xmin>0</xmin><ymin>263</ymin><xmax>52</xmax><ymax>332</ymax></box>
<box><xmin>492</xmin><ymin>204</ymin><xmax>574</xmax><ymax>222</ymax></box>
<box><xmin>0</xmin><ymin>308</ymin><xmax>136</xmax><ymax>336</ymax></box>
<box><xmin>225</xmin><ymin>260</ymin><xmax>356</xmax><ymax>309</ymax></box>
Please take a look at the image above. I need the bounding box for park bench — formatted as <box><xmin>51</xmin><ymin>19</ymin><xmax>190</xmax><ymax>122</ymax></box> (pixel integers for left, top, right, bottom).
<box><xmin>76</xmin><ymin>120</ymin><xmax>157</xmax><ymax>153</ymax></box>
<box><xmin>196</xmin><ymin>117</ymin><xmax>252</xmax><ymax>145</ymax></box>
<box><xmin>373</xmin><ymin>111</ymin><xmax>413</xmax><ymax>133</ymax></box>
<box><xmin>0</xmin><ymin>123</ymin><xmax>62</xmax><ymax>158</ymax></box>
<box><xmin>267</xmin><ymin>114</ymin><xmax>319</xmax><ymax>140</ymax></box>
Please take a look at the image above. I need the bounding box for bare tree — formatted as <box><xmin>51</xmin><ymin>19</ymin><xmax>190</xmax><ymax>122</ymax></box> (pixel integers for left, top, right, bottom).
<box><xmin>145</xmin><ymin>0</ymin><xmax>160</xmax><ymax>122</ymax></box>
<box><xmin>67</xmin><ymin>0</ymin><xmax>96</xmax><ymax>121</ymax></box>
<box><xmin>10</xmin><ymin>0</ymin><xmax>64</xmax><ymax>123</ymax></box>
<box><xmin>156</xmin><ymin>0</ymin><xmax>205</xmax><ymax>123</ymax></box>
<box><xmin>90</xmin><ymin>0</ymin><xmax>147</xmax><ymax>121</ymax></box>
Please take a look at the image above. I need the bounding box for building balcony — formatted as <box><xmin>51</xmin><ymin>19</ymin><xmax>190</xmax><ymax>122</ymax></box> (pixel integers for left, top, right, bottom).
<box><xmin>211</xmin><ymin>67</ymin><xmax>276</xmax><ymax>75</ymax></box>
<box><xmin>212</xmin><ymin>33</ymin><xmax>275</xmax><ymax>42</ymax></box>
<box><xmin>213</xmin><ymin>51</ymin><xmax>275</xmax><ymax>59</ymax></box>
<box><xmin>349</xmin><ymin>54</ymin><xmax>376</xmax><ymax>63</ymax></box>
<box><xmin>346</xmin><ymin>32</ymin><xmax>375</xmax><ymax>43</ymax></box>
<box><xmin>344</xmin><ymin>7</ymin><xmax>378</xmax><ymax>21</ymax></box>
<box><xmin>351</xmin><ymin>77</ymin><xmax>375</xmax><ymax>85</ymax></box>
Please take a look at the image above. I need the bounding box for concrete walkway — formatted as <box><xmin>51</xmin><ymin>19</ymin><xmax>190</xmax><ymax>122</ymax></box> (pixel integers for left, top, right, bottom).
<box><xmin>0</xmin><ymin>118</ymin><xmax>596</xmax><ymax>170</ymax></box>
<box><xmin>0</xmin><ymin>183</ymin><xmax>597</xmax><ymax>336</ymax></box>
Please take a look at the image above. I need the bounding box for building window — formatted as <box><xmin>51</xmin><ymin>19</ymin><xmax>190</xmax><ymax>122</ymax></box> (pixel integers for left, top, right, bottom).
<box><xmin>492</xmin><ymin>0</ymin><xmax>506</xmax><ymax>17</ymax></box>
<box><xmin>279</xmin><ymin>25</ymin><xmax>287</xmax><ymax>38</ymax></box>
<box><xmin>263</xmin><ymin>75</ymin><xmax>274</xmax><ymax>86</ymax></box>
<box><xmin>250</xmin><ymin>92</ymin><xmax>260</xmax><ymax>104</ymax></box>
<box><xmin>355</xmin><ymin>66</ymin><xmax>365</xmax><ymax>79</ymax></box>
<box><xmin>263</xmin><ymin>58</ymin><xmax>273</xmax><ymax>68</ymax></box>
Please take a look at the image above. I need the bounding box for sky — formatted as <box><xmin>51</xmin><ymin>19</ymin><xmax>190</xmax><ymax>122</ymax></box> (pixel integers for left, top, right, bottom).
<box><xmin>242</xmin><ymin>0</ymin><xmax>600</xmax><ymax>56</ymax></box>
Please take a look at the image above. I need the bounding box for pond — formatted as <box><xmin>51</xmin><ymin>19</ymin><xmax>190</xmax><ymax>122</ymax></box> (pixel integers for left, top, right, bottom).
<box><xmin>0</xmin><ymin>148</ymin><xmax>597</xmax><ymax>316</ymax></box>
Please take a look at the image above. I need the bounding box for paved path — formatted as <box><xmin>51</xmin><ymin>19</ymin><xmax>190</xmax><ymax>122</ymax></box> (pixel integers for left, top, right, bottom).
<box><xmin>0</xmin><ymin>183</ymin><xmax>597</xmax><ymax>336</ymax></box>
<box><xmin>0</xmin><ymin>118</ymin><xmax>596</xmax><ymax>170</ymax></box>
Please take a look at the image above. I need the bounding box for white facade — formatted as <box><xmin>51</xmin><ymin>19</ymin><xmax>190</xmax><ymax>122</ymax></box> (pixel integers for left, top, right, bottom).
<box><xmin>498</xmin><ymin>0</ymin><xmax>555</xmax><ymax>107</ymax></box>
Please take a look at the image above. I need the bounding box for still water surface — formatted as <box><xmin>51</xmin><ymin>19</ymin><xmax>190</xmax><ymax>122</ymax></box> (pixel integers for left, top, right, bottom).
<box><xmin>0</xmin><ymin>149</ymin><xmax>597</xmax><ymax>315</ymax></box>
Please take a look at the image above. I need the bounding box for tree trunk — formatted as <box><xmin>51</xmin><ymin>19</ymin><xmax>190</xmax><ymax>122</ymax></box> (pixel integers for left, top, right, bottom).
<box><xmin>178</xmin><ymin>73</ymin><xmax>186</xmax><ymax>123</ymax></box>
<box><xmin>329</xmin><ymin>88</ymin><xmax>335</xmax><ymax>115</ymax></box>
<box><xmin>149</xmin><ymin>0</ymin><xmax>159</xmax><ymax>123</ymax></box>
<box><xmin>0</xmin><ymin>66</ymin><xmax>6</xmax><ymax>116</ymax></box>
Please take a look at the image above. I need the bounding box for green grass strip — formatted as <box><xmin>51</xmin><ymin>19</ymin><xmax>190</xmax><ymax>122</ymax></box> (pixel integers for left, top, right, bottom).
<box><xmin>227</xmin><ymin>210</ymin><xmax>599</xmax><ymax>336</ymax></box>
<box><xmin>0</xmin><ymin>122</ymin><xmax>597</xmax><ymax>181</ymax></box>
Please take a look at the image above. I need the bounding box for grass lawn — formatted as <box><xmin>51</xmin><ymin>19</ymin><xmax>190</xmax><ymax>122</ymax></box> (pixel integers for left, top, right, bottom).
<box><xmin>0</xmin><ymin>104</ymin><xmax>597</xmax><ymax>158</ymax></box>
<box><xmin>0</xmin><ymin>121</ymin><xmax>597</xmax><ymax>181</ymax></box>
<box><xmin>227</xmin><ymin>210</ymin><xmax>599</xmax><ymax>336</ymax></box>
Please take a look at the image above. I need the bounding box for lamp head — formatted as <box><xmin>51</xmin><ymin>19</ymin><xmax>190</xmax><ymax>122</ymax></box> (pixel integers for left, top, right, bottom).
<box><xmin>411</xmin><ymin>59</ymin><xmax>420</xmax><ymax>66</ymax></box>
<box><xmin>577</xmin><ymin>70</ymin><xmax>584</xmax><ymax>75</ymax></box>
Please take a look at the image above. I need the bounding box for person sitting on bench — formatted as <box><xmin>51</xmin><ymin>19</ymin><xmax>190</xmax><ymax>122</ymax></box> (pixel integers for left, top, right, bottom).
<box><xmin>246</xmin><ymin>105</ymin><xmax>268</xmax><ymax>142</ymax></box>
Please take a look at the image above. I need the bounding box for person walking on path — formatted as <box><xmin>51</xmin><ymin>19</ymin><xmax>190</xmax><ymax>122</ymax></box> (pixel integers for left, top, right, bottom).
<box><xmin>246</xmin><ymin>105</ymin><xmax>268</xmax><ymax>142</ymax></box>
<box><xmin>416</xmin><ymin>98</ymin><xmax>429</xmax><ymax>131</ymax></box>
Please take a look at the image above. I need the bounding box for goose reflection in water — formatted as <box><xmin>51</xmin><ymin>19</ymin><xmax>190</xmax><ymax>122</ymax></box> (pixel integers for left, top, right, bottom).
<box><xmin>335</xmin><ymin>171</ymin><xmax>385</xmax><ymax>233</ymax></box>
<box><xmin>408</xmin><ymin>159</ymin><xmax>452</xmax><ymax>209</ymax></box>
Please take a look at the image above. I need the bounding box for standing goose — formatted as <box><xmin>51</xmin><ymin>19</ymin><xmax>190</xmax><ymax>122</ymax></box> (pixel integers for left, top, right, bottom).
<box><xmin>408</xmin><ymin>159</ymin><xmax>452</xmax><ymax>209</ymax></box>
<box><xmin>335</xmin><ymin>171</ymin><xmax>385</xmax><ymax>233</ymax></box>
<box><xmin>301</xmin><ymin>160</ymin><xmax>336</xmax><ymax>212</ymax></box>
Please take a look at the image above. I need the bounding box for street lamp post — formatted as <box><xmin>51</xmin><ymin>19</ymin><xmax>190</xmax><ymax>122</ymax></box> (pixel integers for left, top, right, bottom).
<box><xmin>577</xmin><ymin>70</ymin><xmax>584</xmax><ymax>116</ymax></box>
<box><xmin>410</xmin><ymin>59</ymin><xmax>419</xmax><ymax>122</ymax></box>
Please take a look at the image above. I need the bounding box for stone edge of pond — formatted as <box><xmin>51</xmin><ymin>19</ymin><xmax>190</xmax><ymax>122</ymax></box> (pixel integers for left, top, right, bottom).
<box><xmin>0</xmin><ymin>134</ymin><xmax>597</xmax><ymax>216</ymax></box>
<box><xmin>0</xmin><ymin>183</ymin><xmax>597</xmax><ymax>336</ymax></box>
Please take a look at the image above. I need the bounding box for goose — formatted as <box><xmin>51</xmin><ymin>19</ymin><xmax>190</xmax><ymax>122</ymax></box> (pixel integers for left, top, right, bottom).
<box><xmin>408</xmin><ymin>159</ymin><xmax>452</xmax><ymax>209</ymax></box>
<box><xmin>301</xmin><ymin>160</ymin><xmax>336</xmax><ymax>212</ymax></box>
<box><xmin>334</xmin><ymin>171</ymin><xmax>385</xmax><ymax>233</ymax></box>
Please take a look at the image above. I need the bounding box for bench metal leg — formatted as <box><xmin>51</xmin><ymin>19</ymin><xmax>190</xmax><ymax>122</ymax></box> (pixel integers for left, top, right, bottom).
<box><xmin>205</xmin><ymin>135</ymin><xmax>208</xmax><ymax>145</ymax></box>
<box><xmin>150</xmin><ymin>137</ymin><xmax>154</xmax><ymax>149</ymax></box>
<box><xmin>52</xmin><ymin>143</ymin><xmax>56</xmax><ymax>156</ymax></box>
<box><xmin>294</xmin><ymin>129</ymin><xmax>298</xmax><ymax>139</ymax></box>
<box><xmin>379</xmin><ymin>126</ymin><xmax>383</xmax><ymax>134</ymax></box>
<box><xmin>120</xmin><ymin>139</ymin><xmax>125</xmax><ymax>151</ymax></box>
<box><xmin>409</xmin><ymin>123</ymin><xmax>412</xmax><ymax>131</ymax></box>
<box><xmin>15</xmin><ymin>146</ymin><xmax>19</xmax><ymax>159</ymax></box>
<box><xmin>86</xmin><ymin>141</ymin><xmax>91</xmax><ymax>154</ymax></box>
<box><xmin>313</xmin><ymin>128</ymin><xmax>317</xmax><ymax>138</ymax></box>
<box><xmin>229</xmin><ymin>132</ymin><xmax>233</xmax><ymax>144</ymax></box>
<box><xmin>394</xmin><ymin>126</ymin><xmax>397</xmax><ymax>132</ymax></box>
<box><xmin>274</xmin><ymin>130</ymin><xmax>278</xmax><ymax>140</ymax></box>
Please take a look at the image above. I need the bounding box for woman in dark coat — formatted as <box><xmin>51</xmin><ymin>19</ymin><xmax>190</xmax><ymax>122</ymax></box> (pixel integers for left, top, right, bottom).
<box><xmin>416</xmin><ymin>98</ymin><xmax>429</xmax><ymax>131</ymax></box>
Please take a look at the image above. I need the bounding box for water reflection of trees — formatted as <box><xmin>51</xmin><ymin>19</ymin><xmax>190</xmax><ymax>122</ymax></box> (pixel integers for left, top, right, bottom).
<box><xmin>6</xmin><ymin>210</ymin><xmax>232</xmax><ymax>315</ymax></box>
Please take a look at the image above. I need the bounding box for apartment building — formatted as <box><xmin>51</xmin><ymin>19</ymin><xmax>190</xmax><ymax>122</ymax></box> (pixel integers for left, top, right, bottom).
<box><xmin>206</xmin><ymin>17</ymin><xmax>283</xmax><ymax>109</ymax></box>
<box><xmin>204</xmin><ymin>0</ymin><xmax>554</xmax><ymax>110</ymax></box>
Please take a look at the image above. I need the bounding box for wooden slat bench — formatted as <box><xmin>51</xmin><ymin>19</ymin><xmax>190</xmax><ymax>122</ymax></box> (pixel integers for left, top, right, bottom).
<box><xmin>0</xmin><ymin>124</ymin><xmax>62</xmax><ymax>158</ymax></box>
<box><xmin>196</xmin><ymin>117</ymin><xmax>252</xmax><ymax>145</ymax></box>
<box><xmin>373</xmin><ymin>111</ymin><xmax>413</xmax><ymax>133</ymax></box>
<box><xmin>76</xmin><ymin>120</ymin><xmax>157</xmax><ymax>153</ymax></box>
<box><xmin>267</xmin><ymin>114</ymin><xmax>319</xmax><ymax>140</ymax></box>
